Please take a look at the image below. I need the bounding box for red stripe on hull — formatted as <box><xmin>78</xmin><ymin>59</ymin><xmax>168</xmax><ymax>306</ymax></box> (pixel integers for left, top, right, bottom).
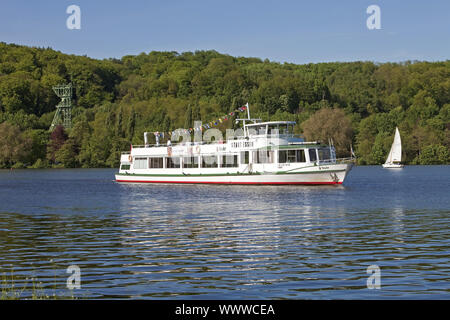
<box><xmin>115</xmin><ymin>179</ymin><xmax>342</xmax><ymax>185</ymax></box>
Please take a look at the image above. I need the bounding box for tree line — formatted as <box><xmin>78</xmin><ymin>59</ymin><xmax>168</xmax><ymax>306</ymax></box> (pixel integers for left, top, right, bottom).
<box><xmin>0</xmin><ymin>42</ymin><xmax>448</xmax><ymax>168</ymax></box>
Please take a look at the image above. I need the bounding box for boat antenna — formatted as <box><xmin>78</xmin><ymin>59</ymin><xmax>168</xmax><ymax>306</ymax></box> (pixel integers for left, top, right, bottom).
<box><xmin>235</xmin><ymin>103</ymin><xmax>261</xmax><ymax>127</ymax></box>
<box><xmin>234</xmin><ymin>103</ymin><xmax>262</xmax><ymax>137</ymax></box>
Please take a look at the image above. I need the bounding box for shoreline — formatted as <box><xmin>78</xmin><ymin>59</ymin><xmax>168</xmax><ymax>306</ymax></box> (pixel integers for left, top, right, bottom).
<box><xmin>1</xmin><ymin>164</ymin><xmax>449</xmax><ymax>171</ymax></box>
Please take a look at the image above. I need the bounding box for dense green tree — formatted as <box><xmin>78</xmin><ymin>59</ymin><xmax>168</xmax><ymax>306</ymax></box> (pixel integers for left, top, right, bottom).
<box><xmin>46</xmin><ymin>125</ymin><xmax>67</xmax><ymax>164</ymax></box>
<box><xmin>419</xmin><ymin>144</ymin><xmax>449</xmax><ymax>164</ymax></box>
<box><xmin>370</xmin><ymin>132</ymin><xmax>393</xmax><ymax>164</ymax></box>
<box><xmin>301</xmin><ymin>108</ymin><xmax>353</xmax><ymax>157</ymax></box>
<box><xmin>22</xmin><ymin>129</ymin><xmax>48</xmax><ymax>166</ymax></box>
<box><xmin>55</xmin><ymin>138</ymin><xmax>78</xmax><ymax>168</ymax></box>
<box><xmin>0</xmin><ymin>42</ymin><xmax>448</xmax><ymax>167</ymax></box>
<box><xmin>0</xmin><ymin>122</ymin><xmax>32</xmax><ymax>167</ymax></box>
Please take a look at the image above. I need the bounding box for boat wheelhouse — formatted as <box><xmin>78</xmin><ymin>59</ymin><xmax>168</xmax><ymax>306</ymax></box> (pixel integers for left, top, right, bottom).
<box><xmin>115</xmin><ymin>113</ymin><xmax>354</xmax><ymax>185</ymax></box>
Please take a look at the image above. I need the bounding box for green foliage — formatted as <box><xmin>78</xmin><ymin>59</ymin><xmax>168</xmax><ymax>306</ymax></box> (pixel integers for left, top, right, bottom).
<box><xmin>29</xmin><ymin>158</ymin><xmax>49</xmax><ymax>169</ymax></box>
<box><xmin>46</xmin><ymin>125</ymin><xmax>67</xmax><ymax>164</ymax></box>
<box><xmin>0</xmin><ymin>122</ymin><xmax>32</xmax><ymax>168</ymax></box>
<box><xmin>22</xmin><ymin>129</ymin><xmax>48</xmax><ymax>165</ymax></box>
<box><xmin>370</xmin><ymin>132</ymin><xmax>393</xmax><ymax>164</ymax></box>
<box><xmin>418</xmin><ymin>144</ymin><xmax>449</xmax><ymax>164</ymax></box>
<box><xmin>0</xmin><ymin>42</ymin><xmax>448</xmax><ymax>168</ymax></box>
<box><xmin>301</xmin><ymin>108</ymin><xmax>353</xmax><ymax>157</ymax></box>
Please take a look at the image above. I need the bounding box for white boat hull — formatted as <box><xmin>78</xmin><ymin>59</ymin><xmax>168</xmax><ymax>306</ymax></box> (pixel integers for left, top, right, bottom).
<box><xmin>382</xmin><ymin>163</ymin><xmax>404</xmax><ymax>168</ymax></box>
<box><xmin>116</xmin><ymin>163</ymin><xmax>353</xmax><ymax>185</ymax></box>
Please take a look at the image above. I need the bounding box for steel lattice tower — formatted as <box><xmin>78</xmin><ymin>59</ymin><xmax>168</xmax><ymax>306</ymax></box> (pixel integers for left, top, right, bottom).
<box><xmin>50</xmin><ymin>83</ymin><xmax>73</xmax><ymax>131</ymax></box>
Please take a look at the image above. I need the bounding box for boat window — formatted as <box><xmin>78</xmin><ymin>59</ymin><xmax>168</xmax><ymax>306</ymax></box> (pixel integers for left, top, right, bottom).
<box><xmin>221</xmin><ymin>155</ymin><xmax>238</xmax><ymax>168</ymax></box>
<box><xmin>279</xmin><ymin>150</ymin><xmax>287</xmax><ymax>163</ymax></box>
<box><xmin>278</xmin><ymin>150</ymin><xmax>306</xmax><ymax>163</ymax></box>
<box><xmin>149</xmin><ymin>157</ymin><xmax>163</xmax><ymax>168</ymax></box>
<box><xmin>120</xmin><ymin>164</ymin><xmax>130</xmax><ymax>170</ymax></box>
<box><xmin>240</xmin><ymin>151</ymin><xmax>249</xmax><ymax>164</ymax></box>
<box><xmin>248</xmin><ymin>125</ymin><xmax>266</xmax><ymax>135</ymax></box>
<box><xmin>201</xmin><ymin>155</ymin><xmax>218</xmax><ymax>168</ymax></box>
<box><xmin>308</xmin><ymin>149</ymin><xmax>317</xmax><ymax>162</ymax></box>
<box><xmin>247</xmin><ymin>126</ymin><xmax>264</xmax><ymax>136</ymax></box>
<box><xmin>260</xmin><ymin>126</ymin><xmax>267</xmax><ymax>135</ymax></box>
<box><xmin>133</xmin><ymin>157</ymin><xmax>148</xmax><ymax>169</ymax></box>
<box><xmin>166</xmin><ymin>157</ymin><xmax>180</xmax><ymax>168</ymax></box>
<box><xmin>318</xmin><ymin>148</ymin><xmax>331</xmax><ymax>161</ymax></box>
<box><xmin>295</xmin><ymin>150</ymin><xmax>306</xmax><ymax>162</ymax></box>
<box><xmin>183</xmin><ymin>156</ymin><xmax>199</xmax><ymax>168</ymax></box>
<box><xmin>253</xmin><ymin>150</ymin><xmax>274</xmax><ymax>164</ymax></box>
<box><xmin>268</xmin><ymin>125</ymin><xmax>279</xmax><ymax>136</ymax></box>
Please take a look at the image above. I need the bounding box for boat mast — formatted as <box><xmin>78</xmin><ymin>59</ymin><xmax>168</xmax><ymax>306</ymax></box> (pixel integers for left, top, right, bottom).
<box><xmin>385</xmin><ymin>127</ymin><xmax>402</xmax><ymax>164</ymax></box>
<box><xmin>235</xmin><ymin>103</ymin><xmax>261</xmax><ymax>137</ymax></box>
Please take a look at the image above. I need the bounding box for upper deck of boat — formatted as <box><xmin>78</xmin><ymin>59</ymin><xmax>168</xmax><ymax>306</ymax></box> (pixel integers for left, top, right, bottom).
<box><xmin>123</xmin><ymin>120</ymin><xmax>326</xmax><ymax>154</ymax></box>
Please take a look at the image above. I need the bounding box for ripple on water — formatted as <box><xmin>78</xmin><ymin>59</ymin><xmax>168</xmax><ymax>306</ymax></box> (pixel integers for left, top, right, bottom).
<box><xmin>0</xmin><ymin>167</ymin><xmax>449</xmax><ymax>299</ymax></box>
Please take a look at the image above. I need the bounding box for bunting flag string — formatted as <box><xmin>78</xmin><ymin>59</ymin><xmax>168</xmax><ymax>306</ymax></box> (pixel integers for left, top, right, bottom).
<box><xmin>150</xmin><ymin>104</ymin><xmax>248</xmax><ymax>138</ymax></box>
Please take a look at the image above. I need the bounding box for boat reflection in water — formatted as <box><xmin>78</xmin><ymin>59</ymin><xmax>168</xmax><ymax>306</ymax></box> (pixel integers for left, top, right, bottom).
<box><xmin>1</xmin><ymin>167</ymin><xmax>448</xmax><ymax>299</ymax></box>
<box><xmin>116</xmin><ymin>183</ymin><xmax>360</xmax><ymax>297</ymax></box>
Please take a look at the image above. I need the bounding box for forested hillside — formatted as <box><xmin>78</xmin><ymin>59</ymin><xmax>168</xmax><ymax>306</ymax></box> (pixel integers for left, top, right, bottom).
<box><xmin>0</xmin><ymin>42</ymin><xmax>448</xmax><ymax>168</ymax></box>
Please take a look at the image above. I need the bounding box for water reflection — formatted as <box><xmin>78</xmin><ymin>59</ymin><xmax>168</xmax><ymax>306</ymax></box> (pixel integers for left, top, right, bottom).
<box><xmin>0</xmin><ymin>167</ymin><xmax>449</xmax><ymax>299</ymax></box>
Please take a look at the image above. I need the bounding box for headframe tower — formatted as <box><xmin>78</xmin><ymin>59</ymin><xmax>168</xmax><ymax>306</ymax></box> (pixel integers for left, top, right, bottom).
<box><xmin>50</xmin><ymin>83</ymin><xmax>73</xmax><ymax>131</ymax></box>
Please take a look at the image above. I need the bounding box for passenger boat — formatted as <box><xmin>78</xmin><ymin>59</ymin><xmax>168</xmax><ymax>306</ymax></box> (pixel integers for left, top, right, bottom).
<box><xmin>115</xmin><ymin>106</ymin><xmax>354</xmax><ymax>185</ymax></box>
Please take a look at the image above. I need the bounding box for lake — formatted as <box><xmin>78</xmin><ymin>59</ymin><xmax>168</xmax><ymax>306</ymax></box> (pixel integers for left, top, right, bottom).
<box><xmin>0</xmin><ymin>166</ymin><xmax>449</xmax><ymax>299</ymax></box>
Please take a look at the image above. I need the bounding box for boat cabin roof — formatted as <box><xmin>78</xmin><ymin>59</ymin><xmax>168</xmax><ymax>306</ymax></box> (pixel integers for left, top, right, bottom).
<box><xmin>244</xmin><ymin>121</ymin><xmax>297</xmax><ymax>137</ymax></box>
<box><xmin>245</xmin><ymin>121</ymin><xmax>296</xmax><ymax>127</ymax></box>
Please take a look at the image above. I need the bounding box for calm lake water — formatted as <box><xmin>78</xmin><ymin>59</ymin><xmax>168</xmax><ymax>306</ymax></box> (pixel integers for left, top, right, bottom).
<box><xmin>0</xmin><ymin>166</ymin><xmax>449</xmax><ymax>299</ymax></box>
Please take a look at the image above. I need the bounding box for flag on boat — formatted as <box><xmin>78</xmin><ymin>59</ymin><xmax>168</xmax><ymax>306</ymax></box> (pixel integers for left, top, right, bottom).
<box><xmin>147</xmin><ymin>103</ymin><xmax>249</xmax><ymax>138</ymax></box>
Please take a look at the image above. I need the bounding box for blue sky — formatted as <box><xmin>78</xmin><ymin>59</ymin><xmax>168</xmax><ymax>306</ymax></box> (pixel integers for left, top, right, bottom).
<box><xmin>1</xmin><ymin>0</ymin><xmax>449</xmax><ymax>63</ymax></box>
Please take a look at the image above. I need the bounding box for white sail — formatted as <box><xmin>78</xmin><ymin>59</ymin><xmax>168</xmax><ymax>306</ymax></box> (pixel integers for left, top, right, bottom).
<box><xmin>385</xmin><ymin>147</ymin><xmax>393</xmax><ymax>164</ymax></box>
<box><xmin>385</xmin><ymin>127</ymin><xmax>402</xmax><ymax>164</ymax></box>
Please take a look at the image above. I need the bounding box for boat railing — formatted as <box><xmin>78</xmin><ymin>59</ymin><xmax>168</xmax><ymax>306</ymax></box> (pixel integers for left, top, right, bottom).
<box><xmin>126</xmin><ymin>134</ymin><xmax>304</xmax><ymax>151</ymax></box>
<box><xmin>317</xmin><ymin>157</ymin><xmax>355</xmax><ymax>165</ymax></box>
<box><xmin>123</xmin><ymin>139</ymin><xmax>242</xmax><ymax>152</ymax></box>
<box><xmin>120</xmin><ymin>141</ymin><xmax>214</xmax><ymax>154</ymax></box>
<box><xmin>247</xmin><ymin>133</ymin><xmax>303</xmax><ymax>139</ymax></box>
<box><xmin>337</xmin><ymin>157</ymin><xmax>357</xmax><ymax>163</ymax></box>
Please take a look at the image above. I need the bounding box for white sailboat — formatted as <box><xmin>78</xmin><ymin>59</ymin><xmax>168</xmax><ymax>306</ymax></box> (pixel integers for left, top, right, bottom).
<box><xmin>382</xmin><ymin>127</ymin><xmax>404</xmax><ymax>168</ymax></box>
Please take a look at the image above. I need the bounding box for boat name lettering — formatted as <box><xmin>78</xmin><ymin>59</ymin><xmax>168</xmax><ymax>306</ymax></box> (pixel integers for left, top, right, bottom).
<box><xmin>231</xmin><ymin>141</ymin><xmax>254</xmax><ymax>148</ymax></box>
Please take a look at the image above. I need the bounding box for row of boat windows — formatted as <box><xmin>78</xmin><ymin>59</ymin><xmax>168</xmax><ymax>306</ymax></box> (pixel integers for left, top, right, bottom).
<box><xmin>122</xmin><ymin>148</ymin><xmax>332</xmax><ymax>170</ymax></box>
<box><xmin>131</xmin><ymin>155</ymin><xmax>241</xmax><ymax>169</ymax></box>
<box><xmin>251</xmin><ymin>149</ymin><xmax>325</xmax><ymax>163</ymax></box>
